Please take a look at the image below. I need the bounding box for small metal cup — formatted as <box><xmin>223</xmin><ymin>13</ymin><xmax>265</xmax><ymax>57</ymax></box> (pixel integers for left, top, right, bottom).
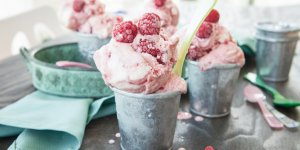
<box><xmin>112</xmin><ymin>88</ymin><xmax>181</xmax><ymax>150</ymax></box>
<box><xmin>75</xmin><ymin>33</ymin><xmax>111</xmax><ymax>66</ymax></box>
<box><xmin>187</xmin><ymin>60</ymin><xmax>241</xmax><ymax>118</ymax></box>
<box><xmin>256</xmin><ymin>22</ymin><xmax>300</xmax><ymax>82</ymax></box>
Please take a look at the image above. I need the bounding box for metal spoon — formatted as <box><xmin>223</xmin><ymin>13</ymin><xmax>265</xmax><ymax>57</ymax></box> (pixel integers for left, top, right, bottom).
<box><xmin>244</xmin><ymin>84</ymin><xmax>299</xmax><ymax>129</ymax></box>
<box><xmin>244</xmin><ymin>84</ymin><xmax>284</xmax><ymax>129</ymax></box>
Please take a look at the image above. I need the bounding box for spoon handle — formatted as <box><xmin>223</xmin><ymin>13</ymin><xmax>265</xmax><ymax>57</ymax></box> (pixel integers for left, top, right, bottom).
<box><xmin>257</xmin><ymin>100</ymin><xmax>284</xmax><ymax>129</ymax></box>
<box><xmin>264</xmin><ymin>101</ymin><xmax>300</xmax><ymax>128</ymax></box>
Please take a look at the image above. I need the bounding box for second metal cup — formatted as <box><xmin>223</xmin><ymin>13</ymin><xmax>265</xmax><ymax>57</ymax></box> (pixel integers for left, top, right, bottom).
<box><xmin>256</xmin><ymin>22</ymin><xmax>300</xmax><ymax>82</ymax></box>
<box><xmin>187</xmin><ymin>60</ymin><xmax>241</xmax><ymax>118</ymax></box>
<box><xmin>112</xmin><ymin>88</ymin><xmax>181</xmax><ymax>150</ymax></box>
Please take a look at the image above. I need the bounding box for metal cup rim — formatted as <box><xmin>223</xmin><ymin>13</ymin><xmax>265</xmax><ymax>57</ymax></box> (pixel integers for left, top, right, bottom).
<box><xmin>112</xmin><ymin>88</ymin><xmax>181</xmax><ymax>99</ymax></box>
<box><xmin>186</xmin><ymin>60</ymin><xmax>241</xmax><ymax>70</ymax></box>
<box><xmin>64</xmin><ymin>26</ymin><xmax>112</xmax><ymax>39</ymax></box>
<box><xmin>72</xmin><ymin>30</ymin><xmax>112</xmax><ymax>40</ymax></box>
<box><xmin>29</xmin><ymin>43</ymin><xmax>99</xmax><ymax>72</ymax></box>
<box><xmin>255</xmin><ymin>21</ymin><xmax>300</xmax><ymax>33</ymax></box>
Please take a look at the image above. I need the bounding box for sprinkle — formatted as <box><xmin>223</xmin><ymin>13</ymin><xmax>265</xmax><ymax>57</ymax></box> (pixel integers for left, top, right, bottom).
<box><xmin>178</xmin><ymin>136</ymin><xmax>185</xmax><ymax>142</ymax></box>
<box><xmin>232</xmin><ymin>114</ymin><xmax>239</xmax><ymax>119</ymax></box>
<box><xmin>205</xmin><ymin>146</ymin><xmax>214</xmax><ymax>150</ymax></box>
<box><xmin>177</xmin><ymin>112</ymin><xmax>193</xmax><ymax>120</ymax></box>
<box><xmin>211</xmin><ymin>84</ymin><xmax>217</xmax><ymax>89</ymax></box>
<box><xmin>108</xmin><ymin>139</ymin><xmax>115</xmax><ymax>144</ymax></box>
<box><xmin>178</xmin><ymin>147</ymin><xmax>186</xmax><ymax>150</ymax></box>
<box><xmin>194</xmin><ymin>116</ymin><xmax>204</xmax><ymax>122</ymax></box>
<box><xmin>115</xmin><ymin>133</ymin><xmax>121</xmax><ymax>138</ymax></box>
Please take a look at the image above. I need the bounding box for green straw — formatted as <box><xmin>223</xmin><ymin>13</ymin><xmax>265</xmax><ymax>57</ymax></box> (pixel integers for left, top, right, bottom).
<box><xmin>173</xmin><ymin>0</ymin><xmax>218</xmax><ymax>76</ymax></box>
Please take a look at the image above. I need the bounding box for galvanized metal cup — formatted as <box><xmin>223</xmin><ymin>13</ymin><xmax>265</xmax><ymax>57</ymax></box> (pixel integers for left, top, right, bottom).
<box><xmin>256</xmin><ymin>22</ymin><xmax>300</xmax><ymax>82</ymax></box>
<box><xmin>112</xmin><ymin>88</ymin><xmax>181</xmax><ymax>150</ymax></box>
<box><xmin>187</xmin><ymin>60</ymin><xmax>241</xmax><ymax>118</ymax></box>
<box><xmin>75</xmin><ymin>33</ymin><xmax>111</xmax><ymax>67</ymax></box>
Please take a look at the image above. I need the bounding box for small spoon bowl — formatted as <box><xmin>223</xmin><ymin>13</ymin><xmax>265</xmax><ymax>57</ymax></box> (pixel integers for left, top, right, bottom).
<box><xmin>244</xmin><ymin>84</ymin><xmax>284</xmax><ymax>129</ymax></box>
<box><xmin>244</xmin><ymin>85</ymin><xmax>266</xmax><ymax>103</ymax></box>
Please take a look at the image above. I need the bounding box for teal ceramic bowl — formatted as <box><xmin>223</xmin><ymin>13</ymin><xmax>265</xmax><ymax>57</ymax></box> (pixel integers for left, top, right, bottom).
<box><xmin>20</xmin><ymin>43</ymin><xmax>112</xmax><ymax>98</ymax></box>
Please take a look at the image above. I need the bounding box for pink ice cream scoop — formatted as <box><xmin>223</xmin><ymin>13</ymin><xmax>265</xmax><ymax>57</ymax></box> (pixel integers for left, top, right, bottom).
<box><xmin>94</xmin><ymin>13</ymin><xmax>186</xmax><ymax>94</ymax></box>
<box><xmin>144</xmin><ymin>0</ymin><xmax>179</xmax><ymax>37</ymax></box>
<box><xmin>186</xmin><ymin>9</ymin><xmax>245</xmax><ymax>70</ymax></box>
<box><xmin>61</xmin><ymin>0</ymin><xmax>123</xmax><ymax>38</ymax></box>
<box><xmin>79</xmin><ymin>14</ymin><xmax>123</xmax><ymax>39</ymax></box>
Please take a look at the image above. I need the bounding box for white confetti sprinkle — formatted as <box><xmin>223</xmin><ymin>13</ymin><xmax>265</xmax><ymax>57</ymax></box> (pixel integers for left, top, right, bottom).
<box><xmin>211</xmin><ymin>84</ymin><xmax>217</xmax><ymax>89</ymax></box>
<box><xmin>232</xmin><ymin>114</ymin><xmax>239</xmax><ymax>119</ymax></box>
<box><xmin>178</xmin><ymin>136</ymin><xmax>185</xmax><ymax>142</ymax></box>
<box><xmin>194</xmin><ymin>116</ymin><xmax>204</xmax><ymax>122</ymax></box>
<box><xmin>108</xmin><ymin>139</ymin><xmax>115</xmax><ymax>144</ymax></box>
<box><xmin>115</xmin><ymin>133</ymin><xmax>121</xmax><ymax>138</ymax></box>
<box><xmin>177</xmin><ymin>111</ymin><xmax>193</xmax><ymax>120</ymax></box>
<box><xmin>178</xmin><ymin>147</ymin><xmax>186</xmax><ymax>150</ymax></box>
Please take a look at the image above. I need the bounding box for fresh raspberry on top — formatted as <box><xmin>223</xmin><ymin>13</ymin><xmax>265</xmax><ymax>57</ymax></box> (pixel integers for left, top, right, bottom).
<box><xmin>205</xmin><ymin>9</ymin><xmax>220</xmax><ymax>23</ymax></box>
<box><xmin>138</xmin><ymin>13</ymin><xmax>161</xmax><ymax>35</ymax></box>
<box><xmin>73</xmin><ymin>0</ymin><xmax>85</xmax><ymax>12</ymax></box>
<box><xmin>113</xmin><ymin>21</ymin><xmax>138</xmax><ymax>43</ymax></box>
<box><xmin>196</xmin><ymin>22</ymin><xmax>213</xmax><ymax>38</ymax></box>
<box><xmin>135</xmin><ymin>39</ymin><xmax>164</xmax><ymax>64</ymax></box>
<box><xmin>154</xmin><ymin>0</ymin><xmax>167</xmax><ymax>7</ymax></box>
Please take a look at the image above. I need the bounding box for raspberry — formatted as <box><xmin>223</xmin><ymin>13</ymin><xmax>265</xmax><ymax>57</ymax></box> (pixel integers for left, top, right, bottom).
<box><xmin>196</xmin><ymin>22</ymin><xmax>213</xmax><ymax>38</ymax></box>
<box><xmin>136</xmin><ymin>39</ymin><xmax>164</xmax><ymax>64</ymax></box>
<box><xmin>113</xmin><ymin>21</ymin><xmax>138</xmax><ymax>43</ymax></box>
<box><xmin>205</xmin><ymin>146</ymin><xmax>215</xmax><ymax>150</ymax></box>
<box><xmin>116</xmin><ymin>16</ymin><xmax>123</xmax><ymax>23</ymax></box>
<box><xmin>154</xmin><ymin>0</ymin><xmax>166</xmax><ymax>7</ymax></box>
<box><xmin>138</xmin><ymin>13</ymin><xmax>161</xmax><ymax>35</ymax></box>
<box><xmin>187</xmin><ymin>46</ymin><xmax>199</xmax><ymax>60</ymax></box>
<box><xmin>205</xmin><ymin>9</ymin><xmax>220</xmax><ymax>23</ymax></box>
<box><xmin>73</xmin><ymin>0</ymin><xmax>85</xmax><ymax>12</ymax></box>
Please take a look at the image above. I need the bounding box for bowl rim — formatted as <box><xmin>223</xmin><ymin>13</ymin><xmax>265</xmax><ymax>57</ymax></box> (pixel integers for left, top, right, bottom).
<box><xmin>186</xmin><ymin>59</ymin><xmax>241</xmax><ymax>70</ymax></box>
<box><xmin>112</xmin><ymin>88</ymin><xmax>182</xmax><ymax>99</ymax></box>
<box><xmin>29</xmin><ymin>42</ymin><xmax>99</xmax><ymax>72</ymax></box>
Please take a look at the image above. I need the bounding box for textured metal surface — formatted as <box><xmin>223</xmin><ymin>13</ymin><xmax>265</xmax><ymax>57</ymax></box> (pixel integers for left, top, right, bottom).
<box><xmin>75</xmin><ymin>33</ymin><xmax>110</xmax><ymax>66</ymax></box>
<box><xmin>187</xmin><ymin>60</ymin><xmax>241</xmax><ymax>118</ymax></box>
<box><xmin>113</xmin><ymin>88</ymin><xmax>181</xmax><ymax>150</ymax></box>
<box><xmin>1</xmin><ymin>40</ymin><xmax>300</xmax><ymax>150</ymax></box>
<box><xmin>19</xmin><ymin>37</ymin><xmax>112</xmax><ymax>98</ymax></box>
<box><xmin>256</xmin><ymin>22</ymin><xmax>300</xmax><ymax>82</ymax></box>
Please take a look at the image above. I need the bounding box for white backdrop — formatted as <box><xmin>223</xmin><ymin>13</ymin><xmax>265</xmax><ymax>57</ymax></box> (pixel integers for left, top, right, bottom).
<box><xmin>1</xmin><ymin>0</ymin><xmax>300</xmax><ymax>21</ymax></box>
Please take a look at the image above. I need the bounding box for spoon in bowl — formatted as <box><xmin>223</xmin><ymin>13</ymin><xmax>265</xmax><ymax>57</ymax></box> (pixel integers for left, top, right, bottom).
<box><xmin>244</xmin><ymin>84</ymin><xmax>284</xmax><ymax>129</ymax></box>
<box><xmin>56</xmin><ymin>61</ymin><xmax>93</xmax><ymax>69</ymax></box>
